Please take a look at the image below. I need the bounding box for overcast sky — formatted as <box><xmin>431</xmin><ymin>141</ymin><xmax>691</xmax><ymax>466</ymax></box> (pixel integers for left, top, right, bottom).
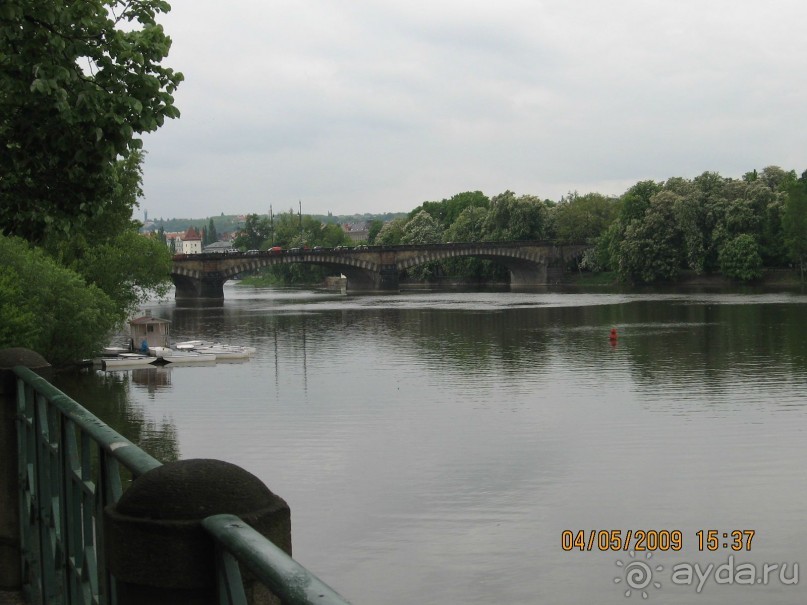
<box><xmin>139</xmin><ymin>0</ymin><xmax>807</xmax><ymax>221</ymax></box>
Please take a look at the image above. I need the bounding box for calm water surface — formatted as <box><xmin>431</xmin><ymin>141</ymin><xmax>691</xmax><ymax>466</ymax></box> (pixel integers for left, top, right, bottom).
<box><xmin>55</xmin><ymin>285</ymin><xmax>807</xmax><ymax>604</ymax></box>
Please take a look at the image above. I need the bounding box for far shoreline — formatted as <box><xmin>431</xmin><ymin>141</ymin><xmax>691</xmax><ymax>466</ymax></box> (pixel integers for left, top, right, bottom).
<box><xmin>234</xmin><ymin>268</ymin><xmax>806</xmax><ymax>292</ymax></box>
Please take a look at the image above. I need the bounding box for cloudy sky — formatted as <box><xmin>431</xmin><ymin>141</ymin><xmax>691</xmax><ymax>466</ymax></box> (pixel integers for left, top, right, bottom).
<box><xmin>139</xmin><ymin>0</ymin><xmax>807</xmax><ymax>220</ymax></box>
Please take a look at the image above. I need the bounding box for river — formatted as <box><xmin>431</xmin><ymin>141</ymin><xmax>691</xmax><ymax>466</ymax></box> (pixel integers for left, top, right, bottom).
<box><xmin>54</xmin><ymin>284</ymin><xmax>807</xmax><ymax>604</ymax></box>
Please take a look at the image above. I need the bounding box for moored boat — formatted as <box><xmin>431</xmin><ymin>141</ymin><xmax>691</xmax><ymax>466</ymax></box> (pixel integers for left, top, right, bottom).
<box><xmin>174</xmin><ymin>341</ymin><xmax>256</xmax><ymax>360</ymax></box>
<box><xmin>102</xmin><ymin>353</ymin><xmax>156</xmax><ymax>369</ymax></box>
<box><xmin>156</xmin><ymin>350</ymin><xmax>216</xmax><ymax>364</ymax></box>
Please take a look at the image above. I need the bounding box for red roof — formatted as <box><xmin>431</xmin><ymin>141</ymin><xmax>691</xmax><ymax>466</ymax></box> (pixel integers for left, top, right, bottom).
<box><xmin>183</xmin><ymin>227</ymin><xmax>202</xmax><ymax>241</ymax></box>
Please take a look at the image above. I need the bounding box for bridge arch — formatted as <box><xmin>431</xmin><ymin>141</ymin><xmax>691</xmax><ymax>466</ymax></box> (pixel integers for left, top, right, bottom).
<box><xmin>217</xmin><ymin>254</ymin><xmax>380</xmax><ymax>280</ymax></box>
<box><xmin>394</xmin><ymin>245</ymin><xmax>551</xmax><ymax>287</ymax></box>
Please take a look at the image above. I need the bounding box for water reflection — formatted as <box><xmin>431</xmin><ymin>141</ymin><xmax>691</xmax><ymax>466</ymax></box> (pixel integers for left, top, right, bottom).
<box><xmin>131</xmin><ymin>367</ymin><xmax>172</xmax><ymax>393</ymax></box>
<box><xmin>54</xmin><ymin>369</ymin><xmax>180</xmax><ymax>464</ymax></box>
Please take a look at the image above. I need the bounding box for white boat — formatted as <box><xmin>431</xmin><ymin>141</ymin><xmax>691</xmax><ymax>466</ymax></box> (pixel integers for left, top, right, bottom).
<box><xmin>174</xmin><ymin>341</ymin><xmax>256</xmax><ymax>360</ymax></box>
<box><xmin>174</xmin><ymin>340</ymin><xmax>205</xmax><ymax>351</ymax></box>
<box><xmin>152</xmin><ymin>349</ymin><xmax>217</xmax><ymax>364</ymax></box>
<box><xmin>102</xmin><ymin>354</ymin><xmax>156</xmax><ymax>369</ymax></box>
<box><xmin>194</xmin><ymin>345</ymin><xmax>255</xmax><ymax>360</ymax></box>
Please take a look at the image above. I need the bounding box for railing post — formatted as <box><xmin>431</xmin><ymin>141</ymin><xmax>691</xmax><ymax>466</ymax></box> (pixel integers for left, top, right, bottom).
<box><xmin>103</xmin><ymin>458</ymin><xmax>291</xmax><ymax>605</ymax></box>
<box><xmin>0</xmin><ymin>348</ymin><xmax>51</xmax><ymax>591</ymax></box>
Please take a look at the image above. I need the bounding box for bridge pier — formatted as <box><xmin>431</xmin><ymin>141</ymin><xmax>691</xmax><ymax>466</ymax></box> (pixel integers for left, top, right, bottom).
<box><xmin>173</xmin><ymin>275</ymin><xmax>226</xmax><ymax>301</ymax></box>
<box><xmin>338</xmin><ymin>265</ymin><xmax>400</xmax><ymax>292</ymax></box>
<box><xmin>507</xmin><ymin>261</ymin><xmax>548</xmax><ymax>288</ymax></box>
<box><xmin>378</xmin><ymin>264</ymin><xmax>400</xmax><ymax>290</ymax></box>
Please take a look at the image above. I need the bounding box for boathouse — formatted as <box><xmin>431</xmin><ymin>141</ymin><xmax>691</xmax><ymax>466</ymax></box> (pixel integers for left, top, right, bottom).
<box><xmin>129</xmin><ymin>312</ymin><xmax>170</xmax><ymax>349</ymax></box>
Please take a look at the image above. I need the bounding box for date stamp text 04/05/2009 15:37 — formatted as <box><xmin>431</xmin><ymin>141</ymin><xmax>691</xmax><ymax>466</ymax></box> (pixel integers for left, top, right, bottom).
<box><xmin>560</xmin><ymin>529</ymin><xmax>756</xmax><ymax>553</ymax></box>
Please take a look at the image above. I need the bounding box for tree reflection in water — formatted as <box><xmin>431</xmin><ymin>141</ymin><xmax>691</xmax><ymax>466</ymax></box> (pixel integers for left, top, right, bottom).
<box><xmin>54</xmin><ymin>368</ymin><xmax>180</xmax><ymax>464</ymax></box>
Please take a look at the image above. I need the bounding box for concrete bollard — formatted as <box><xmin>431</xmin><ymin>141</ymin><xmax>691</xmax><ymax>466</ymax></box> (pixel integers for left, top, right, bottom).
<box><xmin>0</xmin><ymin>348</ymin><xmax>52</xmax><ymax>590</ymax></box>
<box><xmin>104</xmin><ymin>458</ymin><xmax>291</xmax><ymax>605</ymax></box>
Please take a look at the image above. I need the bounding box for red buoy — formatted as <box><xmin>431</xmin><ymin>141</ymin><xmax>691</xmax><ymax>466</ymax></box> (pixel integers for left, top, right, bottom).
<box><xmin>609</xmin><ymin>328</ymin><xmax>618</xmax><ymax>341</ymax></box>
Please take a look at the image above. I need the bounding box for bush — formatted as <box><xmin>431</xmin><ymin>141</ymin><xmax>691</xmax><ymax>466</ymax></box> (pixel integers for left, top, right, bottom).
<box><xmin>0</xmin><ymin>235</ymin><xmax>121</xmax><ymax>365</ymax></box>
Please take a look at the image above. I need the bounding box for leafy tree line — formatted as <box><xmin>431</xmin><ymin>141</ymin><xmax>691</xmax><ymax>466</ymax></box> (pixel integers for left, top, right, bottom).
<box><xmin>364</xmin><ymin>167</ymin><xmax>807</xmax><ymax>284</ymax></box>
<box><xmin>1</xmin><ymin>0</ymin><xmax>182</xmax><ymax>364</ymax></box>
<box><xmin>584</xmin><ymin>167</ymin><xmax>807</xmax><ymax>283</ymax></box>
<box><xmin>233</xmin><ymin>167</ymin><xmax>807</xmax><ymax>286</ymax></box>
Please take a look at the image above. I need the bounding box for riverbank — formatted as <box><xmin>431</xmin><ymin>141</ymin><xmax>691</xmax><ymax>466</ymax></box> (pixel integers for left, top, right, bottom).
<box><xmin>567</xmin><ymin>268</ymin><xmax>805</xmax><ymax>288</ymax></box>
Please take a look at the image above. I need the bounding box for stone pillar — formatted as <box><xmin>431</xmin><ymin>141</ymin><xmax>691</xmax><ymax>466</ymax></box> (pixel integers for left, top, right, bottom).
<box><xmin>104</xmin><ymin>459</ymin><xmax>291</xmax><ymax>605</ymax></box>
<box><xmin>0</xmin><ymin>348</ymin><xmax>52</xmax><ymax>590</ymax></box>
<box><xmin>172</xmin><ymin>275</ymin><xmax>226</xmax><ymax>300</ymax></box>
<box><xmin>377</xmin><ymin>264</ymin><xmax>400</xmax><ymax>290</ymax></box>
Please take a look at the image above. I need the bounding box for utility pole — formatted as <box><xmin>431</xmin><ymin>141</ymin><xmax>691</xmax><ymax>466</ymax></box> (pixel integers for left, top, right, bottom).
<box><xmin>269</xmin><ymin>204</ymin><xmax>274</xmax><ymax>245</ymax></box>
<box><xmin>299</xmin><ymin>200</ymin><xmax>303</xmax><ymax>244</ymax></box>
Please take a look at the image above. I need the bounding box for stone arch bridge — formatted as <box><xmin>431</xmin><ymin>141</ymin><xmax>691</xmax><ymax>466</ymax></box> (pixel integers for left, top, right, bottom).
<box><xmin>171</xmin><ymin>241</ymin><xmax>589</xmax><ymax>300</ymax></box>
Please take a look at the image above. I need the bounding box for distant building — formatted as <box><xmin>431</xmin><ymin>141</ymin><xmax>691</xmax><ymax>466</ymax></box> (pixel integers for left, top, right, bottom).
<box><xmin>342</xmin><ymin>222</ymin><xmax>369</xmax><ymax>242</ymax></box>
<box><xmin>203</xmin><ymin>241</ymin><xmax>238</xmax><ymax>254</ymax></box>
<box><xmin>178</xmin><ymin>227</ymin><xmax>203</xmax><ymax>254</ymax></box>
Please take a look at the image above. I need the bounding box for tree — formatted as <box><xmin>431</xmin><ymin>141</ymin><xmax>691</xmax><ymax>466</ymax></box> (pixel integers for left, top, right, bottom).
<box><xmin>367</xmin><ymin>219</ymin><xmax>384</xmax><ymax>244</ymax></box>
<box><xmin>444</xmin><ymin>206</ymin><xmax>489</xmax><ymax>242</ymax></box>
<box><xmin>582</xmin><ymin>222</ymin><xmax>621</xmax><ymax>273</ymax></box>
<box><xmin>36</xmin><ymin>150</ymin><xmax>173</xmax><ymax>315</ymax></box>
<box><xmin>375</xmin><ymin>218</ymin><xmax>407</xmax><ymax>245</ymax></box>
<box><xmin>759</xmin><ymin>165</ymin><xmax>796</xmax><ymax>191</ymax></box>
<box><xmin>484</xmin><ymin>191</ymin><xmax>548</xmax><ymax>241</ymax></box>
<box><xmin>207</xmin><ymin>218</ymin><xmax>218</xmax><ymax>244</ymax></box>
<box><xmin>617</xmin><ymin>192</ymin><xmax>684</xmax><ymax>283</ymax></box>
<box><xmin>672</xmin><ymin>192</ymin><xmax>708</xmax><ymax>273</ymax></box>
<box><xmin>409</xmin><ymin>191</ymin><xmax>490</xmax><ymax>232</ymax></box>
<box><xmin>401</xmin><ymin>210</ymin><xmax>443</xmax><ymax>244</ymax></box>
<box><xmin>72</xmin><ymin>230</ymin><xmax>173</xmax><ymax>315</ymax></box>
<box><xmin>233</xmin><ymin>214</ymin><xmax>272</xmax><ymax>250</ymax></box>
<box><xmin>550</xmin><ymin>192</ymin><xmax>618</xmax><ymax>243</ymax></box>
<box><xmin>619</xmin><ymin>180</ymin><xmax>662</xmax><ymax>223</ymax></box>
<box><xmin>783</xmin><ymin>173</ymin><xmax>807</xmax><ymax>279</ymax></box>
<box><xmin>759</xmin><ymin>193</ymin><xmax>788</xmax><ymax>266</ymax></box>
<box><xmin>0</xmin><ymin>264</ymin><xmax>39</xmax><ymax>351</ymax></box>
<box><xmin>718</xmin><ymin>234</ymin><xmax>763</xmax><ymax>281</ymax></box>
<box><xmin>441</xmin><ymin>191</ymin><xmax>490</xmax><ymax>227</ymax></box>
<box><xmin>0</xmin><ymin>0</ymin><xmax>183</xmax><ymax>242</ymax></box>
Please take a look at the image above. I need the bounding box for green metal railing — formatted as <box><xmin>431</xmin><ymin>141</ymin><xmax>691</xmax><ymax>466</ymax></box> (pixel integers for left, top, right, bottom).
<box><xmin>203</xmin><ymin>515</ymin><xmax>351</xmax><ymax>605</ymax></box>
<box><xmin>13</xmin><ymin>366</ymin><xmax>351</xmax><ymax>605</ymax></box>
